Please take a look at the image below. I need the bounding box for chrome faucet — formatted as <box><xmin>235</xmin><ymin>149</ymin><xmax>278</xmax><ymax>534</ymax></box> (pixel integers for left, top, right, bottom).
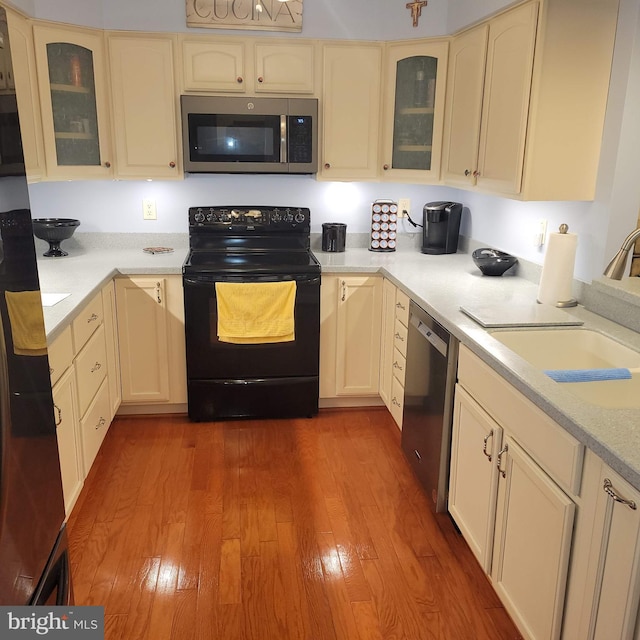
<box><xmin>603</xmin><ymin>227</ymin><xmax>640</xmax><ymax>279</ymax></box>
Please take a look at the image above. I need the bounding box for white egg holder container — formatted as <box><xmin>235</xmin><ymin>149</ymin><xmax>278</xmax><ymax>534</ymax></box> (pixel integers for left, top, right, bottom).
<box><xmin>369</xmin><ymin>200</ymin><xmax>398</xmax><ymax>252</ymax></box>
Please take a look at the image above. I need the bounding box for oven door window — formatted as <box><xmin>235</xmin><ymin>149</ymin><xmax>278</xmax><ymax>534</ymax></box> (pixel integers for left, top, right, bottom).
<box><xmin>188</xmin><ymin>113</ymin><xmax>281</xmax><ymax>163</ymax></box>
<box><xmin>184</xmin><ymin>275</ymin><xmax>320</xmax><ymax>380</ymax></box>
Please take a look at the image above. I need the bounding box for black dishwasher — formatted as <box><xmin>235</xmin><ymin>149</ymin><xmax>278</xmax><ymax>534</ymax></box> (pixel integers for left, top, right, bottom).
<box><xmin>401</xmin><ymin>301</ymin><xmax>458</xmax><ymax>513</ymax></box>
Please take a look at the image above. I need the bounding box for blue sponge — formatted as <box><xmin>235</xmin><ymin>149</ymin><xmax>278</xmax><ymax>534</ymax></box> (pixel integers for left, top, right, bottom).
<box><xmin>544</xmin><ymin>368</ymin><xmax>632</xmax><ymax>383</ymax></box>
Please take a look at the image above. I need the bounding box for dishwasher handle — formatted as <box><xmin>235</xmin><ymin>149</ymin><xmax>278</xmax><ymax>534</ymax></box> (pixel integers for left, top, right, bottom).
<box><xmin>411</xmin><ymin>314</ymin><xmax>448</xmax><ymax>358</ymax></box>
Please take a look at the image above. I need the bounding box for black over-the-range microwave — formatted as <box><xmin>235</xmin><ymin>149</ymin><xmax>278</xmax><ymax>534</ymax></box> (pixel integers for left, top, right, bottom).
<box><xmin>181</xmin><ymin>95</ymin><xmax>318</xmax><ymax>174</ymax></box>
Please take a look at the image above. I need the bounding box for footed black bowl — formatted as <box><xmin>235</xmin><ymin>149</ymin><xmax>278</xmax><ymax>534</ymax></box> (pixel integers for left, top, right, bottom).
<box><xmin>472</xmin><ymin>247</ymin><xmax>518</xmax><ymax>276</ymax></box>
<box><xmin>32</xmin><ymin>218</ymin><xmax>81</xmax><ymax>257</ymax></box>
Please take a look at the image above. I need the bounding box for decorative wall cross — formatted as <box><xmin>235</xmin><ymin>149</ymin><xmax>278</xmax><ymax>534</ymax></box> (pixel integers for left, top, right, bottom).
<box><xmin>406</xmin><ymin>0</ymin><xmax>428</xmax><ymax>27</ymax></box>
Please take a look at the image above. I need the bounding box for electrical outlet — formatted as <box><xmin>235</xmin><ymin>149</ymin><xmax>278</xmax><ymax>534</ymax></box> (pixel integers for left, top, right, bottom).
<box><xmin>143</xmin><ymin>199</ymin><xmax>157</xmax><ymax>220</ymax></box>
<box><xmin>533</xmin><ymin>219</ymin><xmax>547</xmax><ymax>247</ymax></box>
<box><xmin>398</xmin><ymin>198</ymin><xmax>411</xmax><ymax>218</ymax></box>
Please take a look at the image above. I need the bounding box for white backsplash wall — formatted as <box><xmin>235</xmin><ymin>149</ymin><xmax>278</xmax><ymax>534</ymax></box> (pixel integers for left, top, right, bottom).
<box><xmin>26</xmin><ymin>177</ymin><xmax>599</xmax><ymax>283</ymax></box>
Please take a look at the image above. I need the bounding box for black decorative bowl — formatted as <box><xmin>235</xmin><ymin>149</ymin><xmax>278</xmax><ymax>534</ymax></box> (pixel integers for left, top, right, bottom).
<box><xmin>32</xmin><ymin>218</ymin><xmax>81</xmax><ymax>257</ymax></box>
<box><xmin>472</xmin><ymin>247</ymin><xmax>518</xmax><ymax>276</ymax></box>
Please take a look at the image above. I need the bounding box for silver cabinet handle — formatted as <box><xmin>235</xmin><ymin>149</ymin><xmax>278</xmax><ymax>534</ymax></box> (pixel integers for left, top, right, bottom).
<box><xmin>156</xmin><ymin>282</ymin><xmax>162</xmax><ymax>304</ymax></box>
<box><xmin>414</xmin><ymin>449</ymin><xmax>422</xmax><ymax>461</ymax></box>
<box><xmin>496</xmin><ymin>443</ymin><xmax>508</xmax><ymax>478</ymax></box>
<box><xmin>341</xmin><ymin>280</ymin><xmax>346</xmax><ymax>302</ymax></box>
<box><xmin>87</xmin><ymin>313</ymin><xmax>98</xmax><ymax>324</ymax></box>
<box><xmin>395</xmin><ymin>301</ymin><xmax>406</xmax><ymax>311</ymax></box>
<box><xmin>96</xmin><ymin>417</ymin><xmax>106</xmax><ymax>430</ymax></box>
<box><xmin>393</xmin><ymin>360</ymin><xmax>404</xmax><ymax>371</ymax></box>
<box><xmin>603</xmin><ymin>478</ymin><xmax>637</xmax><ymax>510</ymax></box>
<box><xmin>53</xmin><ymin>403</ymin><xmax>62</xmax><ymax>427</ymax></box>
<box><xmin>392</xmin><ymin>396</ymin><xmax>401</xmax><ymax>407</ymax></box>
<box><xmin>394</xmin><ymin>332</ymin><xmax>405</xmax><ymax>342</ymax></box>
<box><xmin>91</xmin><ymin>361</ymin><xmax>102</xmax><ymax>373</ymax></box>
<box><xmin>483</xmin><ymin>429</ymin><xmax>493</xmax><ymax>462</ymax></box>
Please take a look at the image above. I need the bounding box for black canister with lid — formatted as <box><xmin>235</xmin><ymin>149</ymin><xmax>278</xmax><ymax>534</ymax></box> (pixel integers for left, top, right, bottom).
<box><xmin>322</xmin><ymin>223</ymin><xmax>346</xmax><ymax>252</ymax></box>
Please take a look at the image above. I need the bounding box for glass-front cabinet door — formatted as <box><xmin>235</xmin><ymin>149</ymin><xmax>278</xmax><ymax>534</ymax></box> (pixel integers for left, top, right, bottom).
<box><xmin>33</xmin><ymin>25</ymin><xmax>112</xmax><ymax>179</ymax></box>
<box><xmin>381</xmin><ymin>41</ymin><xmax>448</xmax><ymax>182</ymax></box>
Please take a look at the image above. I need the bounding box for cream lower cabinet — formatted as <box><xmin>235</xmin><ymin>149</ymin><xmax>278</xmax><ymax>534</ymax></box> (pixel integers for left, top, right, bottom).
<box><xmin>101</xmin><ymin>280</ymin><xmax>121</xmax><ymax>420</ymax></box>
<box><xmin>450</xmin><ymin>345</ymin><xmax>582</xmax><ymax>640</ymax></box>
<box><xmin>115</xmin><ymin>275</ymin><xmax>186</xmax><ymax>410</ymax></box>
<box><xmin>379</xmin><ymin>278</ymin><xmax>396</xmax><ymax>408</ymax></box>
<box><xmin>320</xmin><ymin>43</ymin><xmax>382</xmax><ymax>180</ymax></box>
<box><xmin>108</xmin><ymin>33</ymin><xmax>180</xmax><ymax>179</ymax></box>
<box><xmin>319</xmin><ymin>274</ymin><xmax>382</xmax><ymax>401</ymax></box>
<box><xmin>572</xmin><ymin>466</ymin><xmax>640</xmax><ymax>640</ymax></box>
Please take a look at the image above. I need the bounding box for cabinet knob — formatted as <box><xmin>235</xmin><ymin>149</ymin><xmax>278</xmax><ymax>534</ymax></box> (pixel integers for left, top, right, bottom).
<box><xmin>324</xmin><ymin>163</ymin><xmax>331</xmax><ymax>170</ymax></box>
<box><xmin>236</xmin><ymin>76</ymin><xmax>243</xmax><ymax>84</ymax></box>
<box><xmin>383</xmin><ymin>164</ymin><xmax>390</xmax><ymax>171</ymax></box>
<box><xmin>257</xmin><ymin>76</ymin><xmax>264</xmax><ymax>83</ymax></box>
<box><xmin>104</xmin><ymin>161</ymin><xmax>111</xmax><ymax>169</ymax></box>
<box><xmin>473</xmin><ymin>170</ymin><xmax>480</xmax><ymax>177</ymax></box>
<box><xmin>464</xmin><ymin>169</ymin><xmax>471</xmax><ymax>176</ymax></box>
<box><xmin>169</xmin><ymin>161</ymin><xmax>176</xmax><ymax>168</ymax></box>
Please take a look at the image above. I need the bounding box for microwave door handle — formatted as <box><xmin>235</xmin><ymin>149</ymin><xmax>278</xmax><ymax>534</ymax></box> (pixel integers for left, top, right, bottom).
<box><xmin>280</xmin><ymin>115</ymin><xmax>287</xmax><ymax>163</ymax></box>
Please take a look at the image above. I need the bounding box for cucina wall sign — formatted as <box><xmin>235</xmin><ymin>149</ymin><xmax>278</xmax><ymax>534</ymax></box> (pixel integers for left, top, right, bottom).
<box><xmin>186</xmin><ymin>0</ymin><xmax>303</xmax><ymax>32</ymax></box>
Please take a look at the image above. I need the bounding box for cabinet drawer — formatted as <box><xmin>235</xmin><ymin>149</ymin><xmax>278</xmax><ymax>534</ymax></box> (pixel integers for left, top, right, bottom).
<box><xmin>80</xmin><ymin>377</ymin><xmax>110</xmax><ymax>474</ymax></box>
<box><xmin>72</xmin><ymin>291</ymin><xmax>103</xmax><ymax>352</ymax></box>
<box><xmin>75</xmin><ymin>324</ymin><xmax>107</xmax><ymax>416</ymax></box>
<box><xmin>458</xmin><ymin>345</ymin><xmax>584</xmax><ymax>495</ymax></box>
<box><xmin>394</xmin><ymin>318</ymin><xmax>408</xmax><ymax>356</ymax></box>
<box><xmin>390</xmin><ymin>375</ymin><xmax>404</xmax><ymax>429</ymax></box>
<box><xmin>392</xmin><ymin>348</ymin><xmax>407</xmax><ymax>387</ymax></box>
<box><xmin>48</xmin><ymin>325</ymin><xmax>73</xmax><ymax>387</ymax></box>
<box><xmin>395</xmin><ymin>289</ymin><xmax>410</xmax><ymax>327</ymax></box>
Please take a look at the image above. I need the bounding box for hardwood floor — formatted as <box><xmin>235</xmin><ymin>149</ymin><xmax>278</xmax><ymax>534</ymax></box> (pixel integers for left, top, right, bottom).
<box><xmin>67</xmin><ymin>408</ymin><xmax>523</xmax><ymax>639</ymax></box>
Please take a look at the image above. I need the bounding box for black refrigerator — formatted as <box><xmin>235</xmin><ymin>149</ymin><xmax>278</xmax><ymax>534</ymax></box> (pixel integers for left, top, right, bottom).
<box><xmin>0</xmin><ymin>7</ymin><xmax>72</xmax><ymax>605</ymax></box>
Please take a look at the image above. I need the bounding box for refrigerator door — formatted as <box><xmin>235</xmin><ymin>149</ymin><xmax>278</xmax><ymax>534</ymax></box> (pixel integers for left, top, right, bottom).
<box><xmin>0</xmin><ymin>7</ymin><xmax>69</xmax><ymax>606</ymax></box>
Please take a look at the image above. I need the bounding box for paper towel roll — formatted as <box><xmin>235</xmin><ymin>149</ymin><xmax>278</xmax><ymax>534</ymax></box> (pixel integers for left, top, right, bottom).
<box><xmin>537</xmin><ymin>226</ymin><xmax>577</xmax><ymax>306</ymax></box>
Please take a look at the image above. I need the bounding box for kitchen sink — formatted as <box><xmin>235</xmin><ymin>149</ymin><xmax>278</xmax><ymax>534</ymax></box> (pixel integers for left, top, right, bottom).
<box><xmin>492</xmin><ymin>328</ymin><xmax>640</xmax><ymax>370</ymax></box>
<box><xmin>491</xmin><ymin>328</ymin><xmax>640</xmax><ymax>409</ymax></box>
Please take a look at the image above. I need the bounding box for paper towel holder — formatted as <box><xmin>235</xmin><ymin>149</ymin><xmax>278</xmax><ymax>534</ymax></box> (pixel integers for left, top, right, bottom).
<box><xmin>537</xmin><ymin>223</ymin><xmax>578</xmax><ymax>308</ymax></box>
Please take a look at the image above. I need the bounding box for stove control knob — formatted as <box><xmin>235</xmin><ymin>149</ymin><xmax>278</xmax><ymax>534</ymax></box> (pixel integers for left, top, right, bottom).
<box><xmin>294</xmin><ymin>211</ymin><xmax>306</xmax><ymax>223</ymax></box>
<box><xmin>194</xmin><ymin>211</ymin><xmax>205</xmax><ymax>223</ymax></box>
<box><xmin>206</xmin><ymin>212</ymin><xmax>214</xmax><ymax>222</ymax></box>
<box><xmin>271</xmin><ymin>211</ymin><xmax>282</xmax><ymax>222</ymax></box>
<box><xmin>285</xmin><ymin>212</ymin><xmax>294</xmax><ymax>222</ymax></box>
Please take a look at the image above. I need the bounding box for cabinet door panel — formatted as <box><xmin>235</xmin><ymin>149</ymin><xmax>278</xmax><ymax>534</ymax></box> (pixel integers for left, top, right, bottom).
<box><xmin>492</xmin><ymin>435</ymin><xmax>574</xmax><ymax>640</ymax></box>
<box><xmin>182</xmin><ymin>40</ymin><xmax>246</xmax><ymax>92</ymax></box>
<box><xmin>321</xmin><ymin>44</ymin><xmax>381</xmax><ymax>180</ymax></box>
<box><xmin>449</xmin><ymin>385</ymin><xmax>501</xmax><ymax>572</ymax></box>
<box><xmin>476</xmin><ymin>2</ymin><xmax>538</xmax><ymax>195</ymax></box>
<box><xmin>441</xmin><ymin>24</ymin><xmax>488</xmax><ymax>187</ymax></box>
<box><xmin>254</xmin><ymin>43</ymin><xmax>314</xmax><ymax>93</ymax></box>
<box><xmin>335</xmin><ymin>276</ymin><xmax>381</xmax><ymax>395</ymax></box>
<box><xmin>109</xmin><ymin>35</ymin><xmax>179</xmax><ymax>179</ymax></box>
<box><xmin>116</xmin><ymin>277</ymin><xmax>170</xmax><ymax>403</ymax></box>
<box><xmin>379</xmin><ymin>278</ymin><xmax>396</xmax><ymax>408</ymax></box>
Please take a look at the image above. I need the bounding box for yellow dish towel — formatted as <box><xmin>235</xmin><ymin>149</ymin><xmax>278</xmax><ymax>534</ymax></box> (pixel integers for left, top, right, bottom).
<box><xmin>215</xmin><ymin>281</ymin><xmax>297</xmax><ymax>344</ymax></box>
<box><xmin>5</xmin><ymin>290</ymin><xmax>48</xmax><ymax>356</ymax></box>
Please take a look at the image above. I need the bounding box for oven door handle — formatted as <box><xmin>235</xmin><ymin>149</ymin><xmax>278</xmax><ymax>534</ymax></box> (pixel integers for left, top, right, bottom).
<box><xmin>183</xmin><ymin>275</ymin><xmax>321</xmax><ymax>286</ymax></box>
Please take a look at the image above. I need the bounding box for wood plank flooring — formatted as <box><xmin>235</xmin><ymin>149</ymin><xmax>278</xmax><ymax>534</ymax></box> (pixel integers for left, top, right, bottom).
<box><xmin>67</xmin><ymin>408</ymin><xmax>523</xmax><ymax>639</ymax></box>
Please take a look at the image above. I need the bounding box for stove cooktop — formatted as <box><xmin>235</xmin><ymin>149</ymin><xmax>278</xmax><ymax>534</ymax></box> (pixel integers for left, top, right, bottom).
<box><xmin>183</xmin><ymin>249</ymin><xmax>321</xmax><ymax>275</ymax></box>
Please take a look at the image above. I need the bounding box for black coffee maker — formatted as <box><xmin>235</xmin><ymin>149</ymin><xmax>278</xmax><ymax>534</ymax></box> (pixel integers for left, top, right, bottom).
<box><xmin>421</xmin><ymin>201</ymin><xmax>463</xmax><ymax>254</ymax></box>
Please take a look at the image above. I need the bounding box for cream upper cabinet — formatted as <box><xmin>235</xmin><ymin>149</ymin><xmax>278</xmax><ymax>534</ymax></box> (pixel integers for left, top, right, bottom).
<box><xmin>442</xmin><ymin>3</ymin><xmax>537</xmax><ymax>196</ymax></box>
<box><xmin>33</xmin><ymin>23</ymin><xmax>113</xmax><ymax>179</ymax></box>
<box><xmin>320</xmin><ymin>43</ymin><xmax>382</xmax><ymax>181</ymax></box>
<box><xmin>181</xmin><ymin>38</ymin><xmax>246</xmax><ymax>92</ymax></box>
<box><xmin>380</xmin><ymin>39</ymin><xmax>448</xmax><ymax>183</ymax></box>
<box><xmin>6</xmin><ymin>10</ymin><xmax>46</xmax><ymax>182</ymax></box>
<box><xmin>442</xmin><ymin>0</ymin><xmax>619</xmax><ymax>200</ymax></box>
<box><xmin>254</xmin><ymin>42</ymin><xmax>315</xmax><ymax>93</ymax></box>
<box><xmin>180</xmin><ymin>37</ymin><xmax>315</xmax><ymax>94</ymax></box>
<box><xmin>108</xmin><ymin>33</ymin><xmax>180</xmax><ymax>179</ymax></box>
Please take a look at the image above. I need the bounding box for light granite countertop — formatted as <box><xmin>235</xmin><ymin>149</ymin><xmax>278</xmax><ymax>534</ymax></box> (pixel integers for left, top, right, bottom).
<box><xmin>36</xmin><ymin>233</ymin><xmax>640</xmax><ymax>492</ymax></box>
